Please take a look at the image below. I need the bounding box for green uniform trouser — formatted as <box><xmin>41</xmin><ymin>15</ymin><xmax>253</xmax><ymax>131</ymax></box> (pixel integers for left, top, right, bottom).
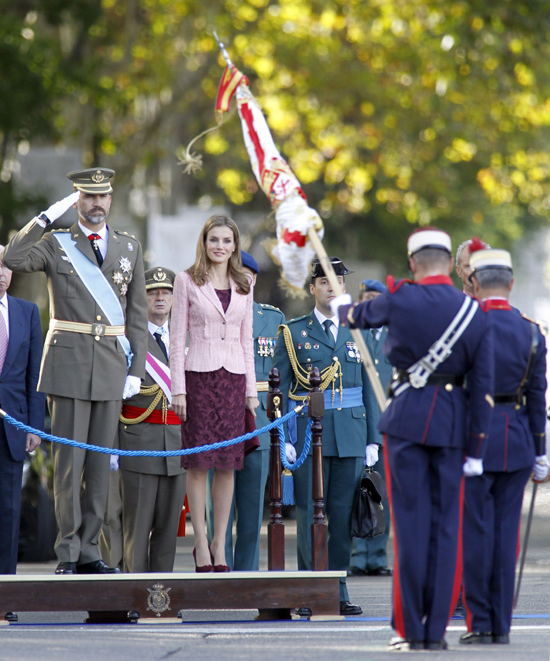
<box><xmin>294</xmin><ymin>455</ymin><xmax>363</xmax><ymax>602</ymax></box>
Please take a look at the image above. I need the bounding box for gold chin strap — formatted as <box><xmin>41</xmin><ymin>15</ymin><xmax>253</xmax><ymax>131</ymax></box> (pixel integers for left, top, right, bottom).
<box><xmin>280</xmin><ymin>325</ymin><xmax>343</xmax><ymax>405</ymax></box>
<box><xmin>119</xmin><ymin>383</ymin><xmax>168</xmax><ymax>424</ymax></box>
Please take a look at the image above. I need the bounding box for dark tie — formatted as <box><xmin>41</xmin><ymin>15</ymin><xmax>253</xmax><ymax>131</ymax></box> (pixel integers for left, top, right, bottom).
<box><xmin>0</xmin><ymin>313</ymin><xmax>7</xmax><ymax>374</ymax></box>
<box><xmin>323</xmin><ymin>319</ymin><xmax>334</xmax><ymax>347</ymax></box>
<box><xmin>154</xmin><ymin>331</ymin><xmax>168</xmax><ymax>360</ymax></box>
<box><xmin>88</xmin><ymin>233</ymin><xmax>103</xmax><ymax>267</ymax></box>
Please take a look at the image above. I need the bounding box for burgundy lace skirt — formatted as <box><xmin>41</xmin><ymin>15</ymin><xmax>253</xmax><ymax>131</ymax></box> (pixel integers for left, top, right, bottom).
<box><xmin>181</xmin><ymin>368</ymin><xmax>246</xmax><ymax>470</ymax></box>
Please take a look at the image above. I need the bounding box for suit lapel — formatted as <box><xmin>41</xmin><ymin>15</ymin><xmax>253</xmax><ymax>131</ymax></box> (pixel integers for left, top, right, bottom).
<box><xmin>71</xmin><ymin>222</ymin><xmax>97</xmax><ymax>266</ymax></box>
<box><xmin>199</xmin><ymin>280</ymin><xmax>226</xmax><ymax>318</ymax></box>
<box><xmin>2</xmin><ymin>295</ymin><xmax>24</xmax><ymax>376</ymax></box>
<box><xmin>101</xmin><ymin>226</ymin><xmax>120</xmax><ymax>273</ymax></box>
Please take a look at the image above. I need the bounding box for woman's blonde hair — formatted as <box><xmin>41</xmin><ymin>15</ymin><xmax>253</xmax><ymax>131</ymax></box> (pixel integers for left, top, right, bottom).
<box><xmin>187</xmin><ymin>214</ymin><xmax>250</xmax><ymax>294</ymax></box>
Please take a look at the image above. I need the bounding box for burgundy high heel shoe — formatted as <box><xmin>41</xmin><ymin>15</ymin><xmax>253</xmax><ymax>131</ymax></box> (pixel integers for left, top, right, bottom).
<box><xmin>193</xmin><ymin>548</ymin><xmax>213</xmax><ymax>573</ymax></box>
<box><xmin>209</xmin><ymin>546</ymin><xmax>230</xmax><ymax>573</ymax></box>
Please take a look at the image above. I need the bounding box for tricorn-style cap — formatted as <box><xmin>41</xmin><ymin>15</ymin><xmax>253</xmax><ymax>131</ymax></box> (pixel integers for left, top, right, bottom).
<box><xmin>407</xmin><ymin>227</ymin><xmax>452</xmax><ymax>256</ymax></box>
<box><xmin>241</xmin><ymin>250</ymin><xmax>260</xmax><ymax>274</ymax></box>
<box><xmin>310</xmin><ymin>256</ymin><xmax>353</xmax><ymax>279</ymax></box>
<box><xmin>145</xmin><ymin>266</ymin><xmax>176</xmax><ymax>291</ymax></box>
<box><xmin>66</xmin><ymin>167</ymin><xmax>115</xmax><ymax>194</ymax></box>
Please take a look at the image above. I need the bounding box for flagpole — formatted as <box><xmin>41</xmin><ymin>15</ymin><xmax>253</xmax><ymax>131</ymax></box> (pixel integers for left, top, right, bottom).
<box><xmin>307</xmin><ymin>228</ymin><xmax>387</xmax><ymax>411</ymax></box>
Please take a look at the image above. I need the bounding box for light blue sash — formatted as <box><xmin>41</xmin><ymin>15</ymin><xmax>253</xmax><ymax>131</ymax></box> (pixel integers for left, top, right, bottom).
<box><xmin>53</xmin><ymin>232</ymin><xmax>133</xmax><ymax>369</ymax></box>
<box><xmin>287</xmin><ymin>386</ymin><xmax>363</xmax><ymax>445</ymax></box>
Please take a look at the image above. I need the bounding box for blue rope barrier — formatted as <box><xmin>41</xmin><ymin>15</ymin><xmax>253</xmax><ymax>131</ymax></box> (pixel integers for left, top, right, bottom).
<box><xmin>279</xmin><ymin>421</ymin><xmax>312</xmax><ymax>472</ymax></box>
<box><xmin>0</xmin><ymin>408</ymin><xmax>299</xmax><ymax>457</ymax></box>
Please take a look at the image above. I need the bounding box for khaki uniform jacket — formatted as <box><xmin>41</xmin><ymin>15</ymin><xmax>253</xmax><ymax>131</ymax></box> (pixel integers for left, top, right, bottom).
<box><xmin>2</xmin><ymin>220</ymin><xmax>147</xmax><ymax>401</ymax></box>
<box><xmin>119</xmin><ymin>333</ymin><xmax>184</xmax><ymax>476</ymax></box>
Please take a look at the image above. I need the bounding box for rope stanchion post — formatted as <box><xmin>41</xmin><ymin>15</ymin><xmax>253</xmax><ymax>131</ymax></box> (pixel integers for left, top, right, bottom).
<box><xmin>309</xmin><ymin>367</ymin><xmax>328</xmax><ymax>571</ymax></box>
<box><xmin>267</xmin><ymin>367</ymin><xmax>285</xmax><ymax>571</ymax></box>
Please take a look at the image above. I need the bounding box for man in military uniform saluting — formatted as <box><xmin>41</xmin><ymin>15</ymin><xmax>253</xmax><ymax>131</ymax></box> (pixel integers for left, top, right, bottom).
<box><xmin>119</xmin><ymin>266</ymin><xmax>186</xmax><ymax>573</ymax></box>
<box><xmin>2</xmin><ymin>167</ymin><xmax>147</xmax><ymax>575</ymax></box>
<box><xmin>333</xmin><ymin>228</ymin><xmax>494</xmax><ymax>650</ymax></box>
<box><xmin>272</xmin><ymin>257</ymin><xmax>379</xmax><ymax>616</ymax></box>
<box><xmin>460</xmin><ymin>247</ymin><xmax>548</xmax><ymax>645</ymax></box>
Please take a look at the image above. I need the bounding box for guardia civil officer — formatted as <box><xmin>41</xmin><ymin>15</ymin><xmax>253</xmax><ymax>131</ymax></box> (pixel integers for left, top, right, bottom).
<box><xmin>2</xmin><ymin>168</ymin><xmax>148</xmax><ymax>574</ymax></box>
<box><xmin>460</xmin><ymin>247</ymin><xmax>548</xmax><ymax>645</ymax></box>
<box><xmin>272</xmin><ymin>257</ymin><xmax>379</xmax><ymax>616</ymax></box>
<box><xmin>119</xmin><ymin>266</ymin><xmax>186</xmax><ymax>572</ymax></box>
<box><xmin>333</xmin><ymin>228</ymin><xmax>494</xmax><ymax>650</ymax></box>
<box><xmin>206</xmin><ymin>251</ymin><xmax>285</xmax><ymax>570</ymax></box>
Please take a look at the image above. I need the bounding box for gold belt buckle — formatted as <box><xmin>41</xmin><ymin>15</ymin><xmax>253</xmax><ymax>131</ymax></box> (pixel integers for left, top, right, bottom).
<box><xmin>93</xmin><ymin>323</ymin><xmax>106</xmax><ymax>337</ymax></box>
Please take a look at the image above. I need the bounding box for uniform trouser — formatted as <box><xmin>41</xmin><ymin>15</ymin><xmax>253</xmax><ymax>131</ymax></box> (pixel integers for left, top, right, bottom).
<box><xmin>350</xmin><ymin>453</ymin><xmax>390</xmax><ymax>571</ymax></box>
<box><xmin>462</xmin><ymin>467</ymin><xmax>531</xmax><ymax>636</ymax></box>
<box><xmin>385</xmin><ymin>435</ymin><xmax>463</xmax><ymax>643</ymax></box>
<box><xmin>206</xmin><ymin>448</ymin><xmax>270</xmax><ymax>571</ymax></box>
<box><xmin>0</xmin><ymin>422</ymin><xmax>23</xmax><ymax>574</ymax></box>
<box><xmin>121</xmin><ymin>469</ymin><xmax>186</xmax><ymax>573</ymax></box>
<box><xmin>48</xmin><ymin>396</ymin><xmax>120</xmax><ymax>564</ymax></box>
<box><xmin>294</xmin><ymin>455</ymin><xmax>363</xmax><ymax>602</ymax></box>
<box><xmin>98</xmin><ymin>469</ymin><xmax>124</xmax><ymax>568</ymax></box>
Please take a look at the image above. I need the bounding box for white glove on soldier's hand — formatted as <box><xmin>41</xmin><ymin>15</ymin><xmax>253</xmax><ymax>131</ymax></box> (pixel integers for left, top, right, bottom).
<box><xmin>40</xmin><ymin>192</ymin><xmax>80</xmax><ymax>224</ymax></box>
<box><xmin>329</xmin><ymin>293</ymin><xmax>352</xmax><ymax>318</ymax></box>
<box><xmin>123</xmin><ymin>375</ymin><xmax>141</xmax><ymax>400</ymax></box>
<box><xmin>463</xmin><ymin>456</ymin><xmax>483</xmax><ymax>477</ymax></box>
<box><xmin>365</xmin><ymin>443</ymin><xmax>379</xmax><ymax>467</ymax></box>
<box><xmin>533</xmin><ymin>455</ymin><xmax>549</xmax><ymax>482</ymax></box>
<box><xmin>109</xmin><ymin>455</ymin><xmax>119</xmax><ymax>471</ymax></box>
<box><xmin>285</xmin><ymin>442</ymin><xmax>297</xmax><ymax>463</ymax></box>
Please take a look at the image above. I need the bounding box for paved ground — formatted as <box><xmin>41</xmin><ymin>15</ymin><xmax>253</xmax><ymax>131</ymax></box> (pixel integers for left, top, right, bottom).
<box><xmin>1</xmin><ymin>480</ymin><xmax>549</xmax><ymax>660</ymax></box>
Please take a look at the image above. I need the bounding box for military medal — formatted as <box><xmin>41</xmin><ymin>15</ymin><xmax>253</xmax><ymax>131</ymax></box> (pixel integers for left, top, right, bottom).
<box><xmin>112</xmin><ymin>272</ymin><xmax>124</xmax><ymax>285</ymax></box>
<box><xmin>127</xmin><ymin>242</ymin><xmax>134</xmax><ymax>251</ymax></box>
<box><xmin>305</xmin><ymin>342</ymin><xmax>311</xmax><ymax>350</ymax></box>
<box><xmin>297</xmin><ymin>343</ymin><xmax>302</xmax><ymax>350</ymax></box>
<box><xmin>301</xmin><ymin>330</ymin><xmax>307</xmax><ymax>337</ymax></box>
<box><xmin>313</xmin><ymin>343</ymin><xmax>319</xmax><ymax>349</ymax></box>
<box><xmin>119</xmin><ymin>256</ymin><xmax>132</xmax><ymax>273</ymax></box>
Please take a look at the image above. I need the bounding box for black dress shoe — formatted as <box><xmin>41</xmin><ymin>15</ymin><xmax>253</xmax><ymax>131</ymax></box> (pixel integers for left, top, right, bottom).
<box><xmin>340</xmin><ymin>600</ymin><xmax>363</xmax><ymax>616</ymax></box>
<box><xmin>459</xmin><ymin>631</ymin><xmax>492</xmax><ymax>645</ymax></box>
<box><xmin>492</xmin><ymin>633</ymin><xmax>510</xmax><ymax>644</ymax></box>
<box><xmin>4</xmin><ymin>612</ymin><xmax>18</xmax><ymax>622</ymax></box>
<box><xmin>77</xmin><ymin>560</ymin><xmax>121</xmax><ymax>574</ymax></box>
<box><xmin>295</xmin><ymin>607</ymin><xmax>312</xmax><ymax>617</ymax></box>
<box><xmin>366</xmin><ymin>567</ymin><xmax>393</xmax><ymax>577</ymax></box>
<box><xmin>347</xmin><ymin>566</ymin><xmax>366</xmax><ymax>577</ymax></box>
<box><xmin>55</xmin><ymin>562</ymin><xmax>77</xmax><ymax>575</ymax></box>
<box><xmin>388</xmin><ymin>637</ymin><xmax>424</xmax><ymax>651</ymax></box>
<box><xmin>425</xmin><ymin>639</ymin><xmax>448</xmax><ymax>650</ymax></box>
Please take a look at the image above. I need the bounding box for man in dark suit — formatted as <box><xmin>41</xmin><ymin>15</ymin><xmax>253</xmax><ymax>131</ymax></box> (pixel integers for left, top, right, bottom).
<box><xmin>0</xmin><ymin>246</ymin><xmax>45</xmax><ymax>577</ymax></box>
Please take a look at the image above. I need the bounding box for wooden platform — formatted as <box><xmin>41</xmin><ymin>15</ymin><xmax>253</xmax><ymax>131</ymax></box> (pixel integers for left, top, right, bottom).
<box><xmin>0</xmin><ymin>571</ymin><xmax>345</xmax><ymax>623</ymax></box>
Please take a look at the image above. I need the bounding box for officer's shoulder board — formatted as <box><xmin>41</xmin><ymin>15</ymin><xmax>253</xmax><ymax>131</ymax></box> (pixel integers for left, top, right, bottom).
<box><xmin>114</xmin><ymin>229</ymin><xmax>140</xmax><ymax>244</ymax></box>
<box><xmin>51</xmin><ymin>228</ymin><xmax>71</xmax><ymax>233</ymax></box>
<box><xmin>521</xmin><ymin>313</ymin><xmax>548</xmax><ymax>337</ymax></box>
<box><xmin>284</xmin><ymin>314</ymin><xmax>308</xmax><ymax>326</ymax></box>
<box><xmin>259</xmin><ymin>303</ymin><xmax>282</xmax><ymax>313</ymax></box>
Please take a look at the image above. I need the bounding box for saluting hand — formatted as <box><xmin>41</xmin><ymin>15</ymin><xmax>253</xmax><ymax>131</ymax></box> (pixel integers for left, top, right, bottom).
<box><xmin>245</xmin><ymin>396</ymin><xmax>259</xmax><ymax>418</ymax></box>
<box><xmin>173</xmin><ymin>394</ymin><xmax>187</xmax><ymax>421</ymax></box>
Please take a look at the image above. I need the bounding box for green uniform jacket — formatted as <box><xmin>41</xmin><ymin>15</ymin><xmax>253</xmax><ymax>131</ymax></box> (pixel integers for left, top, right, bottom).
<box><xmin>2</xmin><ymin>219</ymin><xmax>147</xmax><ymax>400</ymax></box>
<box><xmin>119</xmin><ymin>332</ymin><xmax>184</xmax><ymax>476</ymax></box>
<box><xmin>272</xmin><ymin>311</ymin><xmax>378</xmax><ymax>458</ymax></box>
<box><xmin>253</xmin><ymin>302</ymin><xmax>286</xmax><ymax>450</ymax></box>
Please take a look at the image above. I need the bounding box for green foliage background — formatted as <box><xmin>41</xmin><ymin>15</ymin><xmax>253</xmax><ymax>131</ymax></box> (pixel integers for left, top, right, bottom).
<box><xmin>2</xmin><ymin>0</ymin><xmax>550</xmax><ymax>275</ymax></box>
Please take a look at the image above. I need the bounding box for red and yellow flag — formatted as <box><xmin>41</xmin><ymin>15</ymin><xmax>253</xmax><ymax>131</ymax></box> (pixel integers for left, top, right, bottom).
<box><xmin>215</xmin><ymin>66</ymin><xmax>248</xmax><ymax>117</ymax></box>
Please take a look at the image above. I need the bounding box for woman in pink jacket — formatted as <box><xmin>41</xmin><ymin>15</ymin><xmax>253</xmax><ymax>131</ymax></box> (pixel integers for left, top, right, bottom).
<box><xmin>171</xmin><ymin>214</ymin><xmax>258</xmax><ymax>572</ymax></box>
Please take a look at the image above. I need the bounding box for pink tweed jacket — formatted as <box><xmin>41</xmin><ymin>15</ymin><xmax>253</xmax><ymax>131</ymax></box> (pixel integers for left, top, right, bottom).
<box><xmin>170</xmin><ymin>270</ymin><xmax>257</xmax><ymax>398</ymax></box>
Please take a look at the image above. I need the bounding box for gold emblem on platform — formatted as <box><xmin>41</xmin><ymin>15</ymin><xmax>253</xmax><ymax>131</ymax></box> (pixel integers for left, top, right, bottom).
<box><xmin>146</xmin><ymin>583</ymin><xmax>171</xmax><ymax>617</ymax></box>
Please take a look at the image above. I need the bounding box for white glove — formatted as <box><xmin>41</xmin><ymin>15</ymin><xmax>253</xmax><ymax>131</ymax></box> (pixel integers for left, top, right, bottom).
<box><xmin>463</xmin><ymin>456</ymin><xmax>483</xmax><ymax>477</ymax></box>
<box><xmin>533</xmin><ymin>455</ymin><xmax>549</xmax><ymax>482</ymax></box>
<box><xmin>329</xmin><ymin>293</ymin><xmax>352</xmax><ymax>318</ymax></box>
<box><xmin>40</xmin><ymin>192</ymin><xmax>80</xmax><ymax>224</ymax></box>
<box><xmin>123</xmin><ymin>375</ymin><xmax>141</xmax><ymax>399</ymax></box>
<box><xmin>109</xmin><ymin>454</ymin><xmax>119</xmax><ymax>471</ymax></box>
<box><xmin>285</xmin><ymin>442</ymin><xmax>297</xmax><ymax>463</ymax></box>
<box><xmin>365</xmin><ymin>443</ymin><xmax>379</xmax><ymax>467</ymax></box>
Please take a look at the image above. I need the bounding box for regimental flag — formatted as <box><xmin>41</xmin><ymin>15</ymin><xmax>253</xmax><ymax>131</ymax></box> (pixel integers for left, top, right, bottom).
<box><xmin>229</xmin><ymin>79</ymin><xmax>325</xmax><ymax>296</ymax></box>
<box><xmin>215</xmin><ymin>66</ymin><xmax>248</xmax><ymax>120</ymax></box>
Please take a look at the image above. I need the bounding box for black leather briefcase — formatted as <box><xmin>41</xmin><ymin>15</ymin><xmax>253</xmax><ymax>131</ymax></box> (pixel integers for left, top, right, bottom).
<box><xmin>350</xmin><ymin>467</ymin><xmax>387</xmax><ymax>539</ymax></box>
